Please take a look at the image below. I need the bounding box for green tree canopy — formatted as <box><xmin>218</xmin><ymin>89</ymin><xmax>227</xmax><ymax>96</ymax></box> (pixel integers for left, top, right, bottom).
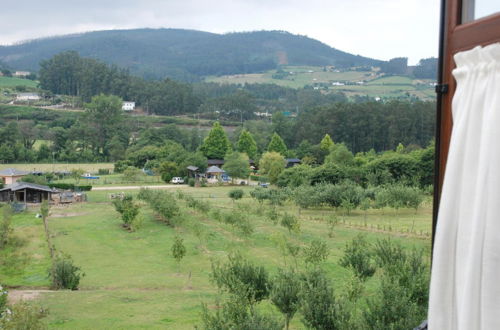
<box><xmin>200</xmin><ymin>122</ymin><xmax>231</xmax><ymax>159</ymax></box>
<box><xmin>319</xmin><ymin>134</ymin><xmax>334</xmax><ymax>151</ymax></box>
<box><xmin>237</xmin><ymin>130</ymin><xmax>258</xmax><ymax>160</ymax></box>
<box><xmin>224</xmin><ymin>152</ymin><xmax>250</xmax><ymax>180</ymax></box>
<box><xmin>259</xmin><ymin>152</ymin><xmax>286</xmax><ymax>184</ymax></box>
<box><xmin>267</xmin><ymin>133</ymin><xmax>287</xmax><ymax>156</ymax></box>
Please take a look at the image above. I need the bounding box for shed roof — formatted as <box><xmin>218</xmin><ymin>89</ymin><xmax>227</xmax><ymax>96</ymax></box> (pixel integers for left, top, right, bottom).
<box><xmin>0</xmin><ymin>168</ymin><xmax>30</xmax><ymax>176</ymax></box>
<box><xmin>187</xmin><ymin>166</ymin><xmax>199</xmax><ymax>171</ymax></box>
<box><xmin>0</xmin><ymin>182</ymin><xmax>56</xmax><ymax>193</ymax></box>
<box><xmin>207</xmin><ymin>159</ymin><xmax>225</xmax><ymax>166</ymax></box>
<box><xmin>206</xmin><ymin>166</ymin><xmax>225</xmax><ymax>173</ymax></box>
<box><xmin>286</xmin><ymin>158</ymin><xmax>301</xmax><ymax>163</ymax></box>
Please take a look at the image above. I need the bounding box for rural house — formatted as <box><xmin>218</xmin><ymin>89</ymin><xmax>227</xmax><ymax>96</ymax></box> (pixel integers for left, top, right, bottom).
<box><xmin>122</xmin><ymin>101</ymin><xmax>135</xmax><ymax>111</ymax></box>
<box><xmin>16</xmin><ymin>93</ymin><xmax>40</xmax><ymax>101</ymax></box>
<box><xmin>0</xmin><ymin>168</ymin><xmax>30</xmax><ymax>184</ymax></box>
<box><xmin>0</xmin><ymin>182</ymin><xmax>56</xmax><ymax>203</ymax></box>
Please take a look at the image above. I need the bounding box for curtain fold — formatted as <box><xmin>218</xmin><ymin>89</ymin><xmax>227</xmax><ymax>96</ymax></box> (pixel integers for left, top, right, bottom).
<box><xmin>429</xmin><ymin>42</ymin><xmax>500</xmax><ymax>330</ymax></box>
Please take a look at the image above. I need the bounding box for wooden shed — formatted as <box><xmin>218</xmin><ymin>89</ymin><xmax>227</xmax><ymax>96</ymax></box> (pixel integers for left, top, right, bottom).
<box><xmin>0</xmin><ymin>182</ymin><xmax>56</xmax><ymax>203</ymax></box>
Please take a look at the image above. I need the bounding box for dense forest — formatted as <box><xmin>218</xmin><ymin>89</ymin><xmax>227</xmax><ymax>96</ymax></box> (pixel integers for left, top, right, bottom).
<box><xmin>0</xmin><ymin>29</ymin><xmax>383</xmax><ymax>81</ymax></box>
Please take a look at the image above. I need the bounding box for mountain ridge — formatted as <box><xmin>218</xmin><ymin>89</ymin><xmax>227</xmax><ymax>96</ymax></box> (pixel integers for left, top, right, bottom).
<box><xmin>0</xmin><ymin>28</ymin><xmax>383</xmax><ymax>81</ymax></box>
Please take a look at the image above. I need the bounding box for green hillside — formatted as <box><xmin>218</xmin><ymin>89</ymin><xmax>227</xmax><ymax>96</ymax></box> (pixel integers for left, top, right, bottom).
<box><xmin>0</xmin><ymin>76</ymin><xmax>38</xmax><ymax>88</ymax></box>
<box><xmin>0</xmin><ymin>29</ymin><xmax>382</xmax><ymax>81</ymax></box>
<box><xmin>206</xmin><ymin>66</ymin><xmax>436</xmax><ymax>100</ymax></box>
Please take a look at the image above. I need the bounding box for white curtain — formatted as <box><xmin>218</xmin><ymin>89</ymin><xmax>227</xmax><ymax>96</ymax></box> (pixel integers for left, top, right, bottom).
<box><xmin>429</xmin><ymin>43</ymin><xmax>500</xmax><ymax>329</ymax></box>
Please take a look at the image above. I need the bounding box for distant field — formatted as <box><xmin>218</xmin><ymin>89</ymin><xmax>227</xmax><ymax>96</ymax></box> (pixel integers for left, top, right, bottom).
<box><xmin>206</xmin><ymin>66</ymin><xmax>436</xmax><ymax>100</ymax></box>
<box><xmin>0</xmin><ymin>163</ymin><xmax>114</xmax><ymax>172</ymax></box>
<box><xmin>0</xmin><ymin>76</ymin><xmax>38</xmax><ymax>88</ymax></box>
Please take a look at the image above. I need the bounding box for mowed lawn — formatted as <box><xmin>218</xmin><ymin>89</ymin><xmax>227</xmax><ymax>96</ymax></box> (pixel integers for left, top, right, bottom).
<box><xmin>1</xmin><ymin>185</ymin><xmax>432</xmax><ymax>329</ymax></box>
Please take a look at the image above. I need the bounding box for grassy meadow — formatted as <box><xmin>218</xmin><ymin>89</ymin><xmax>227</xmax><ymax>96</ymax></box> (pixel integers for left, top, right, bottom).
<box><xmin>0</xmin><ymin>76</ymin><xmax>38</xmax><ymax>88</ymax></box>
<box><xmin>206</xmin><ymin>66</ymin><xmax>435</xmax><ymax>100</ymax></box>
<box><xmin>0</xmin><ymin>185</ymin><xmax>432</xmax><ymax>329</ymax></box>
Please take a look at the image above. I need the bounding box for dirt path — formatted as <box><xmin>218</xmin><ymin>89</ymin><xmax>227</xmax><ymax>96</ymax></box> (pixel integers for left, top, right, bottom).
<box><xmin>7</xmin><ymin>290</ymin><xmax>53</xmax><ymax>304</ymax></box>
<box><xmin>92</xmin><ymin>184</ymin><xmax>186</xmax><ymax>191</ymax></box>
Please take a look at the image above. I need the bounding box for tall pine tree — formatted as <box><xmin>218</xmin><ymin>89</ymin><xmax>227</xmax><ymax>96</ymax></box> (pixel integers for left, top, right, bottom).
<box><xmin>200</xmin><ymin>122</ymin><xmax>231</xmax><ymax>159</ymax></box>
<box><xmin>267</xmin><ymin>133</ymin><xmax>287</xmax><ymax>156</ymax></box>
<box><xmin>237</xmin><ymin>129</ymin><xmax>258</xmax><ymax>160</ymax></box>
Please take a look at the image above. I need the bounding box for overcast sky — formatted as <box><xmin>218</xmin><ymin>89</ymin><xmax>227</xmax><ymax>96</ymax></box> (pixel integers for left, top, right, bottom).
<box><xmin>0</xmin><ymin>0</ymin><xmax>443</xmax><ymax>64</ymax></box>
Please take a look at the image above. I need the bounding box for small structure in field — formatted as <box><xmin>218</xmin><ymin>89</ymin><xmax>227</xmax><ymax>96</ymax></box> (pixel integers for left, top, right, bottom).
<box><xmin>186</xmin><ymin>166</ymin><xmax>199</xmax><ymax>178</ymax></box>
<box><xmin>285</xmin><ymin>158</ymin><xmax>301</xmax><ymax>168</ymax></box>
<box><xmin>206</xmin><ymin>166</ymin><xmax>225</xmax><ymax>182</ymax></box>
<box><xmin>16</xmin><ymin>93</ymin><xmax>40</xmax><ymax>101</ymax></box>
<box><xmin>0</xmin><ymin>182</ymin><xmax>56</xmax><ymax>203</ymax></box>
<box><xmin>122</xmin><ymin>101</ymin><xmax>135</xmax><ymax>111</ymax></box>
<box><xmin>0</xmin><ymin>168</ymin><xmax>30</xmax><ymax>184</ymax></box>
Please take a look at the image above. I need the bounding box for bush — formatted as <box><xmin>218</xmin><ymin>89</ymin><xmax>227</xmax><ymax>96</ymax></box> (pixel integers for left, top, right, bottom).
<box><xmin>0</xmin><ymin>301</ymin><xmax>48</xmax><ymax>329</ymax></box>
<box><xmin>228</xmin><ymin>189</ymin><xmax>244</xmax><ymax>201</ymax></box>
<box><xmin>112</xmin><ymin>195</ymin><xmax>140</xmax><ymax>231</ymax></box>
<box><xmin>137</xmin><ymin>189</ymin><xmax>180</xmax><ymax>226</ymax></box>
<box><xmin>0</xmin><ymin>284</ymin><xmax>7</xmax><ymax>313</ymax></box>
<box><xmin>49</xmin><ymin>255</ymin><xmax>84</xmax><ymax>290</ymax></box>
<box><xmin>339</xmin><ymin>235</ymin><xmax>376</xmax><ymax>281</ymax></box>
<box><xmin>280</xmin><ymin>213</ymin><xmax>300</xmax><ymax>234</ymax></box>
<box><xmin>303</xmin><ymin>239</ymin><xmax>329</xmax><ymax>266</ymax></box>
<box><xmin>200</xmin><ymin>296</ymin><xmax>281</xmax><ymax>330</ymax></box>
<box><xmin>188</xmin><ymin>178</ymin><xmax>195</xmax><ymax>187</ymax></box>
<box><xmin>114</xmin><ymin>160</ymin><xmax>133</xmax><ymax>173</ymax></box>
<box><xmin>97</xmin><ymin>168</ymin><xmax>110</xmax><ymax>175</ymax></box>
<box><xmin>211</xmin><ymin>252</ymin><xmax>270</xmax><ymax>304</ymax></box>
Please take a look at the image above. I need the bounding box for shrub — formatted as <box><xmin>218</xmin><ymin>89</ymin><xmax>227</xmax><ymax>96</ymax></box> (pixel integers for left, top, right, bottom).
<box><xmin>339</xmin><ymin>235</ymin><xmax>376</xmax><ymax>281</ymax></box>
<box><xmin>112</xmin><ymin>195</ymin><xmax>140</xmax><ymax>231</ymax></box>
<box><xmin>303</xmin><ymin>239</ymin><xmax>329</xmax><ymax>266</ymax></box>
<box><xmin>0</xmin><ymin>206</ymin><xmax>13</xmax><ymax>249</ymax></box>
<box><xmin>270</xmin><ymin>270</ymin><xmax>301</xmax><ymax>330</ymax></box>
<box><xmin>0</xmin><ymin>284</ymin><xmax>7</xmax><ymax>313</ymax></box>
<box><xmin>188</xmin><ymin>178</ymin><xmax>195</xmax><ymax>187</ymax></box>
<box><xmin>228</xmin><ymin>189</ymin><xmax>244</xmax><ymax>201</ymax></box>
<box><xmin>171</xmin><ymin>236</ymin><xmax>187</xmax><ymax>265</ymax></box>
<box><xmin>114</xmin><ymin>160</ymin><xmax>133</xmax><ymax>173</ymax></box>
<box><xmin>211</xmin><ymin>252</ymin><xmax>270</xmax><ymax>304</ymax></box>
<box><xmin>200</xmin><ymin>296</ymin><xmax>281</xmax><ymax>330</ymax></box>
<box><xmin>280</xmin><ymin>213</ymin><xmax>300</xmax><ymax>234</ymax></box>
<box><xmin>300</xmin><ymin>269</ymin><xmax>351</xmax><ymax>329</ymax></box>
<box><xmin>49</xmin><ymin>255</ymin><xmax>84</xmax><ymax>290</ymax></box>
<box><xmin>97</xmin><ymin>168</ymin><xmax>110</xmax><ymax>175</ymax></box>
<box><xmin>0</xmin><ymin>301</ymin><xmax>48</xmax><ymax>329</ymax></box>
<box><xmin>138</xmin><ymin>189</ymin><xmax>180</xmax><ymax>226</ymax></box>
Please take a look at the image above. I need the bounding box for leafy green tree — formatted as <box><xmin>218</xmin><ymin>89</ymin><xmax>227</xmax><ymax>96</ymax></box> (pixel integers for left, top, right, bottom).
<box><xmin>270</xmin><ymin>269</ymin><xmax>301</xmax><ymax>330</ymax></box>
<box><xmin>83</xmin><ymin>94</ymin><xmax>126</xmax><ymax>159</ymax></box>
<box><xmin>223</xmin><ymin>152</ymin><xmax>250</xmax><ymax>181</ymax></box>
<box><xmin>211</xmin><ymin>252</ymin><xmax>270</xmax><ymax>304</ymax></box>
<box><xmin>339</xmin><ymin>235</ymin><xmax>376</xmax><ymax>280</ymax></box>
<box><xmin>112</xmin><ymin>195</ymin><xmax>140</xmax><ymax>231</ymax></box>
<box><xmin>326</xmin><ymin>143</ymin><xmax>354</xmax><ymax>166</ymax></box>
<box><xmin>200</xmin><ymin>122</ymin><xmax>231</xmax><ymax>159</ymax></box>
<box><xmin>303</xmin><ymin>239</ymin><xmax>329</xmax><ymax>266</ymax></box>
<box><xmin>228</xmin><ymin>189</ymin><xmax>244</xmax><ymax>202</ymax></box>
<box><xmin>158</xmin><ymin>161</ymin><xmax>178</xmax><ymax>183</ymax></box>
<box><xmin>171</xmin><ymin>236</ymin><xmax>187</xmax><ymax>266</ymax></box>
<box><xmin>280</xmin><ymin>213</ymin><xmax>300</xmax><ymax>234</ymax></box>
<box><xmin>300</xmin><ymin>269</ymin><xmax>351</xmax><ymax>329</ymax></box>
<box><xmin>259</xmin><ymin>152</ymin><xmax>286</xmax><ymax>184</ymax></box>
<box><xmin>122</xmin><ymin>166</ymin><xmax>142</xmax><ymax>182</ymax></box>
<box><xmin>267</xmin><ymin>132</ymin><xmax>287</xmax><ymax>155</ymax></box>
<box><xmin>237</xmin><ymin>129</ymin><xmax>258</xmax><ymax>159</ymax></box>
<box><xmin>200</xmin><ymin>295</ymin><xmax>281</xmax><ymax>330</ymax></box>
<box><xmin>320</xmin><ymin>133</ymin><xmax>334</xmax><ymax>151</ymax></box>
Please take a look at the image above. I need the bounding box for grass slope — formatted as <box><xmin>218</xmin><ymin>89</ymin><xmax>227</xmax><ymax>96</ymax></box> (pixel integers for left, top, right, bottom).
<box><xmin>0</xmin><ymin>76</ymin><xmax>38</xmax><ymax>88</ymax></box>
<box><xmin>1</xmin><ymin>186</ymin><xmax>431</xmax><ymax>329</ymax></box>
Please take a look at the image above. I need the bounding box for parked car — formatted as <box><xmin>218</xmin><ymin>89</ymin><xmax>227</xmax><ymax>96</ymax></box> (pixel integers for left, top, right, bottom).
<box><xmin>259</xmin><ymin>182</ymin><xmax>269</xmax><ymax>188</ymax></box>
<box><xmin>171</xmin><ymin>177</ymin><xmax>184</xmax><ymax>184</ymax></box>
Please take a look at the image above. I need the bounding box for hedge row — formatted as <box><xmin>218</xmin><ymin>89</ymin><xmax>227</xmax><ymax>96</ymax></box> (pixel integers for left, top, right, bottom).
<box><xmin>48</xmin><ymin>183</ymin><xmax>92</xmax><ymax>191</ymax></box>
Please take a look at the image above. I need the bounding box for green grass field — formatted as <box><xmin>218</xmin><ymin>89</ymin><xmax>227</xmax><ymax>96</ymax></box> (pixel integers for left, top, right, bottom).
<box><xmin>0</xmin><ymin>76</ymin><xmax>38</xmax><ymax>88</ymax></box>
<box><xmin>0</xmin><ymin>185</ymin><xmax>432</xmax><ymax>329</ymax></box>
<box><xmin>206</xmin><ymin>66</ymin><xmax>435</xmax><ymax>100</ymax></box>
<box><xmin>0</xmin><ymin>163</ymin><xmax>114</xmax><ymax>173</ymax></box>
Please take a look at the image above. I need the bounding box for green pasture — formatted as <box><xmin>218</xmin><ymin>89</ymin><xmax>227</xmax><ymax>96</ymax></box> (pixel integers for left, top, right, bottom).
<box><xmin>1</xmin><ymin>185</ymin><xmax>432</xmax><ymax>329</ymax></box>
<box><xmin>0</xmin><ymin>76</ymin><xmax>38</xmax><ymax>88</ymax></box>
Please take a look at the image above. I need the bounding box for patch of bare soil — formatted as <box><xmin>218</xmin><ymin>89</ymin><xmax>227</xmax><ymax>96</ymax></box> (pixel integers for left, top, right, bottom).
<box><xmin>7</xmin><ymin>290</ymin><xmax>53</xmax><ymax>304</ymax></box>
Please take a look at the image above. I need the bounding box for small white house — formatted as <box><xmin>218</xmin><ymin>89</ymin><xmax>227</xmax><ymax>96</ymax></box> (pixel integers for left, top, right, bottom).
<box><xmin>14</xmin><ymin>71</ymin><xmax>31</xmax><ymax>77</ymax></box>
<box><xmin>122</xmin><ymin>101</ymin><xmax>135</xmax><ymax>111</ymax></box>
<box><xmin>16</xmin><ymin>93</ymin><xmax>40</xmax><ymax>101</ymax></box>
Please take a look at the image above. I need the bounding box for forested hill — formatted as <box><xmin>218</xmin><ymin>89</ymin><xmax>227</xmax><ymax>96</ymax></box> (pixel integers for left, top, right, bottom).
<box><xmin>0</xmin><ymin>29</ymin><xmax>382</xmax><ymax>81</ymax></box>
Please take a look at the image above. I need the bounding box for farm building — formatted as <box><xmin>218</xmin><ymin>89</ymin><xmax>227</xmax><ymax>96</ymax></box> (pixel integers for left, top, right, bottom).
<box><xmin>122</xmin><ymin>101</ymin><xmax>135</xmax><ymax>111</ymax></box>
<box><xmin>0</xmin><ymin>182</ymin><xmax>56</xmax><ymax>203</ymax></box>
<box><xmin>0</xmin><ymin>168</ymin><xmax>30</xmax><ymax>184</ymax></box>
<box><xmin>16</xmin><ymin>93</ymin><xmax>40</xmax><ymax>101</ymax></box>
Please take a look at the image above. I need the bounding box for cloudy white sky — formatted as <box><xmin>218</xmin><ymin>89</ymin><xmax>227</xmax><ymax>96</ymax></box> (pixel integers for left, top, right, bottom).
<box><xmin>0</xmin><ymin>0</ymin><xmax>443</xmax><ymax>64</ymax></box>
